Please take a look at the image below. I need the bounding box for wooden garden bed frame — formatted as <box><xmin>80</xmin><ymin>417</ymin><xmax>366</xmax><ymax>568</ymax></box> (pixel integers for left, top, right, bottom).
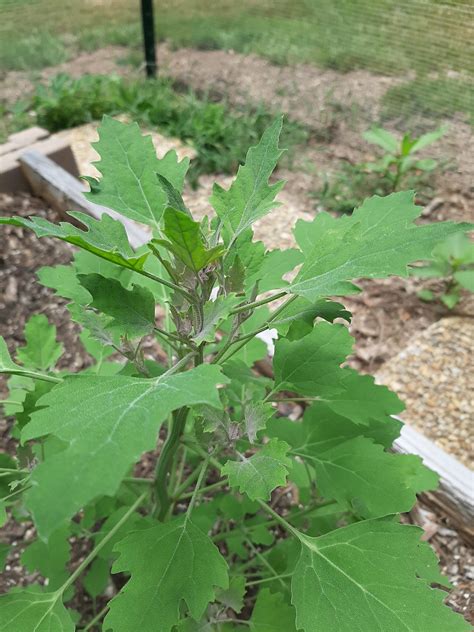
<box><xmin>17</xmin><ymin>149</ymin><xmax>474</xmax><ymax>542</ymax></box>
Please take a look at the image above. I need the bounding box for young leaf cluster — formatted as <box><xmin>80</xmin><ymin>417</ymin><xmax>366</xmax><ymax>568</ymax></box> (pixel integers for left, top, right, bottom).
<box><xmin>313</xmin><ymin>125</ymin><xmax>446</xmax><ymax>214</ymax></box>
<box><xmin>412</xmin><ymin>232</ymin><xmax>474</xmax><ymax>308</ymax></box>
<box><xmin>0</xmin><ymin>116</ymin><xmax>471</xmax><ymax>632</ymax></box>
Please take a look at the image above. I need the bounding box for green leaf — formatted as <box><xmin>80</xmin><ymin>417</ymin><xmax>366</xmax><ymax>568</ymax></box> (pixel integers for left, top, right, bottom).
<box><xmin>21</xmin><ymin>365</ymin><xmax>228</xmax><ymax>539</ymax></box>
<box><xmin>270</xmin><ymin>401</ymin><xmax>402</xmax><ymax>453</ymax></box>
<box><xmin>272</xmin><ymin>297</ymin><xmax>351</xmax><ymax>340</ymax></box>
<box><xmin>299</xmin><ymin>435</ymin><xmax>437</xmax><ymax>517</ymax></box>
<box><xmin>216</xmin><ymin>575</ymin><xmax>246</xmax><ymax>613</ymax></box>
<box><xmin>410</xmin><ymin>126</ymin><xmax>446</xmax><ymax>153</ymax></box>
<box><xmin>242</xmin><ymin>400</ymin><xmax>274</xmax><ymax>443</ymax></box>
<box><xmin>0</xmin><ymin>589</ymin><xmax>74</xmax><ymax>632</ymax></box>
<box><xmin>363</xmin><ymin>127</ymin><xmax>399</xmax><ymax>153</ymax></box>
<box><xmin>79</xmin><ymin>273</ymin><xmax>156</xmax><ymax>338</ymax></box>
<box><xmin>246</xmin><ymin>248</ymin><xmax>303</xmax><ymax>293</ymax></box>
<box><xmin>193</xmin><ymin>295</ymin><xmax>239</xmax><ymax>345</ymax></box>
<box><xmin>211</xmin><ymin>118</ymin><xmax>284</xmax><ymax>245</ymax></box>
<box><xmin>273</xmin><ymin>321</ymin><xmax>353</xmax><ymax>395</ymax></box>
<box><xmin>251</xmin><ymin>588</ymin><xmax>297</xmax><ymax>631</ymax></box>
<box><xmin>84</xmin><ymin>116</ymin><xmax>189</xmax><ymax>229</ymax></box>
<box><xmin>0</xmin><ymin>211</ymin><xmax>147</xmax><ymax>272</ymax></box>
<box><xmin>222</xmin><ymin>439</ymin><xmax>291</xmax><ymax>501</ymax></box>
<box><xmin>16</xmin><ymin>315</ymin><xmax>63</xmax><ymax>371</ymax></box>
<box><xmin>455</xmin><ymin>270</ymin><xmax>474</xmax><ymax>291</ymax></box>
<box><xmin>21</xmin><ymin>526</ymin><xmax>70</xmax><ymax>590</ymax></box>
<box><xmin>83</xmin><ymin>558</ymin><xmax>110</xmax><ymax>598</ymax></box>
<box><xmin>291</xmin><ymin>519</ymin><xmax>469</xmax><ymax>632</ymax></box>
<box><xmin>273</xmin><ymin>321</ymin><xmax>403</xmax><ymax>425</ymax></box>
<box><xmin>37</xmin><ymin>264</ymin><xmax>92</xmax><ymax>304</ymax></box>
<box><xmin>158</xmin><ymin>208</ymin><xmax>225</xmax><ymax>272</ymax></box>
<box><xmin>288</xmin><ymin>191</ymin><xmax>472</xmax><ymax>302</ymax></box>
<box><xmin>105</xmin><ymin>518</ymin><xmax>228</xmax><ymax>632</ymax></box>
<box><xmin>0</xmin><ymin>337</ymin><xmax>56</xmax><ymax>382</ymax></box>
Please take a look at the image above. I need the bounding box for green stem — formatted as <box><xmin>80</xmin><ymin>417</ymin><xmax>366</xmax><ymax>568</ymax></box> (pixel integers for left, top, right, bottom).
<box><xmin>241</xmin><ymin>528</ymin><xmax>289</xmax><ymax>593</ymax></box>
<box><xmin>136</xmin><ymin>268</ymin><xmax>194</xmax><ymax>302</ymax></box>
<box><xmin>179</xmin><ymin>478</ymin><xmax>227</xmax><ymax>501</ymax></box>
<box><xmin>254</xmin><ymin>499</ymin><xmax>299</xmax><ymax>538</ymax></box>
<box><xmin>1</xmin><ymin>485</ymin><xmax>31</xmax><ymax>503</ymax></box>
<box><xmin>246</xmin><ymin>572</ymin><xmax>293</xmax><ymax>587</ymax></box>
<box><xmin>0</xmin><ymin>399</ymin><xmax>23</xmax><ymax>406</ymax></box>
<box><xmin>123</xmin><ymin>476</ymin><xmax>154</xmax><ymax>485</ymax></box>
<box><xmin>171</xmin><ymin>463</ymin><xmax>203</xmax><ymax>500</ymax></box>
<box><xmin>154</xmin><ymin>407</ymin><xmax>189</xmax><ymax>520</ymax></box>
<box><xmin>61</xmin><ymin>492</ymin><xmax>147</xmax><ymax>594</ymax></box>
<box><xmin>81</xmin><ymin>604</ymin><xmax>109</xmax><ymax>631</ymax></box>
<box><xmin>186</xmin><ymin>456</ymin><xmax>210</xmax><ymax>517</ymax></box>
<box><xmin>230</xmin><ymin>291</ymin><xmax>287</xmax><ymax>315</ymax></box>
<box><xmin>216</xmin><ymin>294</ymin><xmax>298</xmax><ymax>364</ymax></box>
<box><xmin>0</xmin><ymin>370</ymin><xmax>62</xmax><ymax>384</ymax></box>
<box><xmin>160</xmin><ymin>352</ymin><xmax>196</xmax><ymax>378</ymax></box>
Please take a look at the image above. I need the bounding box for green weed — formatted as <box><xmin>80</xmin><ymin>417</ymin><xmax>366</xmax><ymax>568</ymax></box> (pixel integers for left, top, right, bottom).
<box><xmin>6</xmin><ymin>73</ymin><xmax>308</xmax><ymax>184</ymax></box>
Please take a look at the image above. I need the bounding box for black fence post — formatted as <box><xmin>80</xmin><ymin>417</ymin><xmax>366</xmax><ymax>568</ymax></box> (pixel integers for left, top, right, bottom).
<box><xmin>140</xmin><ymin>0</ymin><xmax>157</xmax><ymax>78</ymax></box>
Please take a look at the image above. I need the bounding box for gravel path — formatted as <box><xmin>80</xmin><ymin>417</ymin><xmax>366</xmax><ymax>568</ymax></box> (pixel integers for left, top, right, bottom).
<box><xmin>377</xmin><ymin>317</ymin><xmax>474</xmax><ymax>468</ymax></box>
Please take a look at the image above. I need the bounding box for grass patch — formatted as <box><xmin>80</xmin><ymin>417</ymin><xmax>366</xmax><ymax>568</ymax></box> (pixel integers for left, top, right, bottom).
<box><xmin>0</xmin><ymin>0</ymin><xmax>472</xmax><ymax>80</ymax></box>
<box><xmin>382</xmin><ymin>77</ymin><xmax>474</xmax><ymax>124</ymax></box>
<box><xmin>0</xmin><ymin>29</ymin><xmax>70</xmax><ymax>72</ymax></box>
<box><xmin>3</xmin><ymin>73</ymin><xmax>308</xmax><ymax>184</ymax></box>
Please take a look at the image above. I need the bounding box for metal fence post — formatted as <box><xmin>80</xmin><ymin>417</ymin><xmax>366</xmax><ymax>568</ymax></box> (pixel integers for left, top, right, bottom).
<box><xmin>140</xmin><ymin>0</ymin><xmax>157</xmax><ymax>77</ymax></box>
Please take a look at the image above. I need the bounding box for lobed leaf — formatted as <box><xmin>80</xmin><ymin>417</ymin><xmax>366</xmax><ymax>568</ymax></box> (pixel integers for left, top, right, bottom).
<box><xmin>0</xmin><ymin>590</ymin><xmax>74</xmax><ymax>632</ymax></box>
<box><xmin>0</xmin><ymin>211</ymin><xmax>147</xmax><ymax>271</ymax></box>
<box><xmin>288</xmin><ymin>191</ymin><xmax>473</xmax><ymax>302</ymax></box>
<box><xmin>79</xmin><ymin>273</ymin><xmax>156</xmax><ymax>338</ymax></box>
<box><xmin>222</xmin><ymin>438</ymin><xmax>291</xmax><ymax>501</ymax></box>
<box><xmin>292</xmin><ymin>519</ymin><xmax>469</xmax><ymax>631</ymax></box>
<box><xmin>21</xmin><ymin>365</ymin><xmax>228</xmax><ymax>539</ymax></box>
<box><xmin>211</xmin><ymin>117</ymin><xmax>284</xmax><ymax>245</ymax></box>
<box><xmin>158</xmin><ymin>207</ymin><xmax>225</xmax><ymax>272</ymax></box>
<box><xmin>105</xmin><ymin>518</ymin><xmax>228</xmax><ymax>632</ymax></box>
<box><xmin>16</xmin><ymin>315</ymin><xmax>63</xmax><ymax>371</ymax></box>
<box><xmin>84</xmin><ymin>116</ymin><xmax>189</xmax><ymax>229</ymax></box>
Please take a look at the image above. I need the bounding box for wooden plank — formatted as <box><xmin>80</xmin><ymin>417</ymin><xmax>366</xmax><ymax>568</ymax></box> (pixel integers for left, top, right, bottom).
<box><xmin>18</xmin><ymin>150</ymin><xmax>150</xmax><ymax>249</ymax></box>
<box><xmin>394</xmin><ymin>421</ymin><xmax>474</xmax><ymax>542</ymax></box>
<box><xmin>0</xmin><ymin>127</ymin><xmax>49</xmax><ymax>157</ymax></box>
<box><xmin>1</xmin><ymin>136</ymin><xmax>79</xmax><ymax>193</ymax></box>
<box><xmin>16</xmin><ymin>149</ymin><xmax>474</xmax><ymax>539</ymax></box>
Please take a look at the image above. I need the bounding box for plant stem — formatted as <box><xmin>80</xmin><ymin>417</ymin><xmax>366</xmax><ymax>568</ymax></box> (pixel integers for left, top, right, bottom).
<box><xmin>160</xmin><ymin>352</ymin><xmax>196</xmax><ymax>378</ymax></box>
<box><xmin>123</xmin><ymin>476</ymin><xmax>154</xmax><ymax>485</ymax></box>
<box><xmin>171</xmin><ymin>463</ymin><xmax>203</xmax><ymax>500</ymax></box>
<box><xmin>2</xmin><ymin>370</ymin><xmax>62</xmax><ymax>384</ymax></box>
<box><xmin>186</xmin><ymin>456</ymin><xmax>210</xmax><ymax>517</ymax></box>
<box><xmin>81</xmin><ymin>604</ymin><xmax>109</xmax><ymax>631</ymax></box>
<box><xmin>61</xmin><ymin>492</ymin><xmax>147</xmax><ymax>594</ymax></box>
<box><xmin>254</xmin><ymin>499</ymin><xmax>299</xmax><ymax>538</ymax></box>
<box><xmin>154</xmin><ymin>406</ymin><xmax>189</xmax><ymax>520</ymax></box>
<box><xmin>216</xmin><ymin>294</ymin><xmax>298</xmax><ymax>364</ymax></box>
<box><xmin>246</xmin><ymin>572</ymin><xmax>293</xmax><ymax>587</ymax></box>
<box><xmin>136</xmin><ymin>268</ymin><xmax>194</xmax><ymax>302</ymax></box>
<box><xmin>241</xmin><ymin>528</ymin><xmax>289</xmax><ymax>593</ymax></box>
<box><xmin>230</xmin><ymin>291</ymin><xmax>287</xmax><ymax>315</ymax></box>
<box><xmin>179</xmin><ymin>478</ymin><xmax>227</xmax><ymax>501</ymax></box>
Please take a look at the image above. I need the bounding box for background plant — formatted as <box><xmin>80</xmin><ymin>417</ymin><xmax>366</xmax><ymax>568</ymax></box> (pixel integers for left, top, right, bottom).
<box><xmin>0</xmin><ymin>117</ymin><xmax>471</xmax><ymax>631</ymax></box>
<box><xmin>412</xmin><ymin>232</ymin><xmax>474</xmax><ymax>308</ymax></box>
<box><xmin>313</xmin><ymin>125</ymin><xmax>446</xmax><ymax>214</ymax></box>
<box><xmin>2</xmin><ymin>73</ymin><xmax>308</xmax><ymax>186</ymax></box>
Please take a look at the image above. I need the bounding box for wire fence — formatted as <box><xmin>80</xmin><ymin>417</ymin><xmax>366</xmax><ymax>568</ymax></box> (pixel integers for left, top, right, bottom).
<box><xmin>0</xmin><ymin>0</ymin><xmax>473</xmax><ymax>122</ymax></box>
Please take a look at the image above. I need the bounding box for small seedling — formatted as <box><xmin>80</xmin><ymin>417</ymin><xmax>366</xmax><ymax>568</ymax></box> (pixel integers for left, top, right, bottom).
<box><xmin>412</xmin><ymin>232</ymin><xmax>474</xmax><ymax>308</ymax></box>
<box><xmin>0</xmin><ymin>118</ymin><xmax>471</xmax><ymax>631</ymax></box>
<box><xmin>314</xmin><ymin>125</ymin><xmax>446</xmax><ymax>214</ymax></box>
